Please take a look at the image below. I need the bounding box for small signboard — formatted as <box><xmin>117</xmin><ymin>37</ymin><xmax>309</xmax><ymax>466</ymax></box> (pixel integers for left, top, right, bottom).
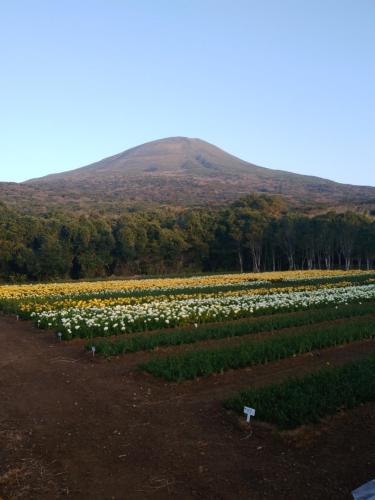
<box><xmin>243</xmin><ymin>406</ymin><xmax>256</xmax><ymax>423</ymax></box>
<box><xmin>352</xmin><ymin>478</ymin><xmax>375</xmax><ymax>500</ymax></box>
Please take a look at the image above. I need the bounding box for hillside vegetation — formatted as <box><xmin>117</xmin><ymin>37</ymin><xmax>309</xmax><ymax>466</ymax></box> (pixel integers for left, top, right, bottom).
<box><xmin>1</xmin><ymin>194</ymin><xmax>374</xmax><ymax>282</ymax></box>
<box><xmin>1</xmin><ymin>137</ymin><xmax>375</xmax><ymax>214</ymax></box>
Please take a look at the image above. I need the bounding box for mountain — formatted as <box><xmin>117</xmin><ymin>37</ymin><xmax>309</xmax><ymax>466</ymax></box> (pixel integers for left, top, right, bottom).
<box><xmin>1</xmin><ymin>137</ymin><xmax>375</xmax><ymax>213</ymax></box>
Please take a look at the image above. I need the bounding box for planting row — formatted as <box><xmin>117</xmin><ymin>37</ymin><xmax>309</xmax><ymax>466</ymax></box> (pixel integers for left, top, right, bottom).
<box><xmin>15</xmin><ymin>279</ymin><xmax>371</xmax><ymax>317</ymax></box>
<box><xmin>140</xmin><ymin>316</ymin><xmax>375</xmax><ymax>381</ymax></box>
<box><xmin>1</xmin><ymin>270</ymin><xmax>373</xmax><ymax>307</ymax></box>
<box><xmin>33</xmin><ymin>283</ymin><xmax>375</xmax><ymax>339</ymax></box>
<box><xmin>225</xmin><ymin>355</ymin><xmax>375</xmax><ymax>429</ymax></box>
<box><xmin>88</xmin><ymin>300</ymin><xmax>375</xmax><ymax>356</ymax></box>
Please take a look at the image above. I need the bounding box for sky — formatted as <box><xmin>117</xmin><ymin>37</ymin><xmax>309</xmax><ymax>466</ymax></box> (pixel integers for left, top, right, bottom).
<box><xmin>0</xmin><ymin>0</ymin><xmax>374</xmax><ymax>186</ymax></box>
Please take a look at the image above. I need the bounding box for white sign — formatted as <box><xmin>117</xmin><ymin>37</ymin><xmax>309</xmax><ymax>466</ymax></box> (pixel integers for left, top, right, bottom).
<box><xmin>243</xmin><ymin>406</ymin><xmax>256</xmax><ymax>423</ymax></box>
<box><xmin>352</xmin><ymin>478</ymin><xmax>375</xmax><ymax>500</ymax></box>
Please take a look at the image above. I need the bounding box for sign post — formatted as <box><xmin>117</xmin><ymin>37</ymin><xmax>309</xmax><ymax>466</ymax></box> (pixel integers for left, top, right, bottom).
<box><xmin>243</xmin><ymin>406</ymin><xmax>256</xmax><ymax>423</ymax></box>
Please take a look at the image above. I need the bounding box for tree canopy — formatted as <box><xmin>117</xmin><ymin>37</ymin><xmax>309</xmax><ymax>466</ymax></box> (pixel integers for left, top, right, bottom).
<box><xmin>0</xmin><ymin>196</ymin><xmax>374</xmax><ymax>282</ymax></box>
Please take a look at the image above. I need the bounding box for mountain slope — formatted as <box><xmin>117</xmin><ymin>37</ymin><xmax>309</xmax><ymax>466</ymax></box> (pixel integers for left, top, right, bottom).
<box><xmin>1</xmin><ymin>137</ymin><xmax>374</xmax><ymax>213</ymax></box>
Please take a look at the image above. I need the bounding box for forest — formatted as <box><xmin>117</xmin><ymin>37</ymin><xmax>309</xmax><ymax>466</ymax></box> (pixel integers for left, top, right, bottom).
<box><xmin>0</xmin><ymin>194</ymin><xmax>374</xmax><ymax>282</ymax></box>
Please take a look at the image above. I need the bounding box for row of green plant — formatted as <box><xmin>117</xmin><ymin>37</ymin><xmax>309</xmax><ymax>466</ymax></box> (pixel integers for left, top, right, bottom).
<box><xmin>88</xmin><ymin>301</ymin><xmax>375</xmax><ymax>357</ymax></box>
<box><xmin>224</xmin><ymin>355</ymin><xmax>375</xmax><ymax>429</ymax></box>
<box><xmin>139</xmin><ymin>316</ymin><xmax>375</xmax><ymax>381</ymax></box>
<box><xmin>37</xmin><ymin>271</ymin><xmax>375</xmax><ymax>302</ymax></box>
<box><xmin>284</xmin><ymin>273</ymin><xmax>375</xmax><ymax>287</ymax></box>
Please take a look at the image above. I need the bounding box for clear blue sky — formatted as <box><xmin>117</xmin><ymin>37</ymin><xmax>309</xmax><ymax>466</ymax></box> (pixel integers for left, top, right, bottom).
<box><xmin>1</xmin><ymin>0</ymin><xmax>374</xmax><ymax>185</ymax></box>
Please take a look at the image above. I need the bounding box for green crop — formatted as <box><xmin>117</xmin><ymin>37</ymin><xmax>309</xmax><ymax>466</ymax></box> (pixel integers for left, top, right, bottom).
<box><xmin>139</xmin><ymin>317</ymin><xmax>375</xmax><ymax>381</ymax></box>
<box><xmin>89</xmin><ymin>301</ymin><xmax>375</xmax><ymax>357</ymax></box>
<box><xmin>224</xmin><ymin>355</ymin><xmax>375</xmax><ymax>429</ymax></box>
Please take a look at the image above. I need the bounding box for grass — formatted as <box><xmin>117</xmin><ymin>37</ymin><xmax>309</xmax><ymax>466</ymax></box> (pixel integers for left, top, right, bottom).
<box><xmin>88</xmin><ymin>301</ymin><xmax>375</xmax><ymax>356</ymax></box>
<box><xmin>224</xmin><ymin>355</ymin><xmax>375</xmax><ymax>429</ymax></box>
<box><xmin>139</xmin><ymin>316</ymin><xmax>375</xmax><ymax>382</ymax></box>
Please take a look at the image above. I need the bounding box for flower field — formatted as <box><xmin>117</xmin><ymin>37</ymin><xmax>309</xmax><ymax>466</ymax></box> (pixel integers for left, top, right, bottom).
<box><xmin>1</xmin><ymin>269</ymin><xmax>375</xmax><ymax>429</ymax></box>
<box><xmin>28</xmin><ymin>282</ymin><xmax>375</xmax><ymax>338</ymax></box>
<box><xmin>0</xmin><ymin>270</ymin><xmax>374</xmax><ymax>340</ymax></box>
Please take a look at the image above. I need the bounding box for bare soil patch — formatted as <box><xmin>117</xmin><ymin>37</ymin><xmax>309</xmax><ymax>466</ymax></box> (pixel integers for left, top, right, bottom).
<box><xmin>1</xmin><ymin>314</ymin><xmax>375</xmax><ymax>499</ymax></box>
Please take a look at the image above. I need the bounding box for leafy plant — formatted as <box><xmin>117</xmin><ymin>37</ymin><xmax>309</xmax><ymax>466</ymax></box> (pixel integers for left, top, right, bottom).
<box><xmin>224</xmin><ymin>355</ymin><xmax>375</xmax><ymax>429</ymax></box>
<box><xmin>89</xmin><ymin>300</ymin><xmax>375</xmax><ymax>356</ymax></box>
<box><xmin>139</xmin><ymin>317</ymin><xmax>375</xmax><ymax>381</ymax></box>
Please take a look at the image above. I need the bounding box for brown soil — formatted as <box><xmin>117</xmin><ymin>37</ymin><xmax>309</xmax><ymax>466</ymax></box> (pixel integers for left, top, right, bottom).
<box><xmin>1</xmin><ymin>314</ymin><xmax>375</xmax><ymax>499</ymax></box>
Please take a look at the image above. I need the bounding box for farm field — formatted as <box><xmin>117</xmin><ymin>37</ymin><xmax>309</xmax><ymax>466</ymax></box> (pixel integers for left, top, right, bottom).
<box><xmin>1</xmin><ymin>270</ymin><xmax>375</xmax><ymax>499</ymax></box>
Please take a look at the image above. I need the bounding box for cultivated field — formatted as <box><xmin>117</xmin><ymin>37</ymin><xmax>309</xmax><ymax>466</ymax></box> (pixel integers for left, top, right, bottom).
<box><xmin>1</xmin><ymin>270</ymin><xmax>375</xmax><ymax>498</ymax></box>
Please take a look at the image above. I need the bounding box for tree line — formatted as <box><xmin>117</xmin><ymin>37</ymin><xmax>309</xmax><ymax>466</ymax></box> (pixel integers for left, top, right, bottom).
<box><xmin>0</xmin><ymin>195</ymin><xmax>374</xmax><ymax>282</ymax></box>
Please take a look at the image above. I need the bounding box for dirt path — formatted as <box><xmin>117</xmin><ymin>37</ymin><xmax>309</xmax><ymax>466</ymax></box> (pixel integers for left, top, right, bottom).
<box><xmin>1</xmin><ymin>314</ymin><xmax>375</xmax><ymax>499</ymax></box>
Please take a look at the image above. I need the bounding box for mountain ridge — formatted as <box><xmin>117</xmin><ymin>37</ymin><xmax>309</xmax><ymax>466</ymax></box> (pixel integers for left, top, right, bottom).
<box><xmin>1</xmin><ymin>137</ymin><xmax>374</xmax><ymax>214</ymax></box>
<box><xmin>24</xmin><ymin>136</ymin><xmax>373</xmax><ymax>187</ymax></box>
